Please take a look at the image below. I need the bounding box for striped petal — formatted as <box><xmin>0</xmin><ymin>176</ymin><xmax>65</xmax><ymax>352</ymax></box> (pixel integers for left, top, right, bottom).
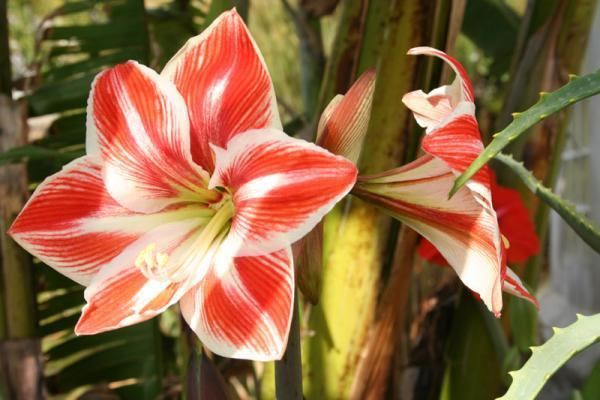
<box><xmin>406</xmin><ymin>47</ymin><xmax>474</xmax><ymax>103</ymax></box>
<box><xmin>420</xmin><ymin>108</ymin><xmax>493</xmax><ymax>191</ymax></box>
<box><xmin>180</xmin><ymin>248</ymin><xmax>293</xmax><ymax>361</ymax></box>
<box><xmin>162</xmin><ymin>9</ymin><xmax>281</xmax><ymax>172</ymax></box>
<box><xmin>210</xmin><ymin>129</ymin><xmax>357</xmax><ymax>256</ymax></box>
<box><xmin>8</xmin><ymin>157</ymin><xmax>212</xmax><ymax>286</ymax></box>
<box><xmin>354</xmin><ymin>155</ymin><xmax>504</xmax><ymax>315</ymax></box>
<box><xmin>75</xmin><ymin>218</ymin><xmax>221</xmax><ymax>334</ymax></box>
<box><xmin>86</xmin><ymin>61</ymin><xmax>214</xmax><ymax>214</ymax></box>
<box><xmin>317</xmin><ymin>69</ymin><xmax>376</xmax><ymax>163</ymax></box>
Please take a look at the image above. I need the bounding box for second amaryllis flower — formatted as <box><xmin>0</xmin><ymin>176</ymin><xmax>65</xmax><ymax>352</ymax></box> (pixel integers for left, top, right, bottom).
<box><xmin>348</xmin><ymin>48</ymin><xmax>536</xmax><ymax>315</ymax></box>
<box><xmin>9</xmin><ymin>10</ymin><xmax>356</xmax><ymax>361</ymax></box>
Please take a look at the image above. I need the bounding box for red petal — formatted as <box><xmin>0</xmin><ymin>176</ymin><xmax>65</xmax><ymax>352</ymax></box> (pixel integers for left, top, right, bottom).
<box><xmin>211</xmin><ymin>129</ymin><xmax>357</xmax><ymax>256</ymax></box>
<box><xmin>317</xmin><ymin>69</ymin><xmax>376</xmax><ymax>163</ymax></box>
<box><xmin>355</xmin><ymin>155</ymin><xmax>503</xmax><ymax>314</ymax></box>
<box><xmin>9</xmin><ymin>157</ymin><xmax>212</xmax><ymax>286</ymax></box>
<box><xmin>75</xmin><ymin>219</ymin><xmax>210</xmax><ymax>334</ymax></box>
<box><xmin>87</xmin><ymin>61</ymin><xmax>212</xmax><ymax>213</ymax></box>
<box><xmin>180</xmin><ymin>248</ymin><xmax>293</xmax><ymax>361</ymax></box>
<box><xmin>161</xmin><ymin>9</ymin><xmax>281</xmax><ymax>172</ymax></box>
<box><xmin>75</xmin><ymin>269</ymin><xmax>180</xmax><ymax>334</ymax></box>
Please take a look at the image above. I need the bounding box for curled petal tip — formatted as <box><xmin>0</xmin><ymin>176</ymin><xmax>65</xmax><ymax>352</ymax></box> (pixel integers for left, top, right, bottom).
<box><xmin>224</xmin><ymin>6</ymin><xmax>241</xmax><ymax>19</ymax></box>
<box><xmin>407</xmin><ymin>46</ymin><xmax>437</xmax><ymax>56</ymax></box>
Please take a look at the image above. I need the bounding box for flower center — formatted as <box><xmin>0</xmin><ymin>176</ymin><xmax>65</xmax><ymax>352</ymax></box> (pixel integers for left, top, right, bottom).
<box><xmin>136</xmin><ymin>195</ymin><xmax>235</xmax><ymax>282</ymax></box>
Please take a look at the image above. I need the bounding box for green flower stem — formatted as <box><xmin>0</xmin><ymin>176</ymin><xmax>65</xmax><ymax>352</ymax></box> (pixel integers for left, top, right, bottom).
<box><xmin>275</xmin><ymin>292</ymin><xmax>303</xmax><ymax>400</ymax></box>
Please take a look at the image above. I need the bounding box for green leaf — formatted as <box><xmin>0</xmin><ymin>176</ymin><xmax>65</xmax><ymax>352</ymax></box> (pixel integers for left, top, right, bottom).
<box><xmin>461</xmin><ymin>0</ymin><xmax>519</xmax><ymax>79</ymax></box>
<box><xmin>43</xmin><ymin>49</ymin><xmax>141</xmax><ymax>82</ymax></box>
<box><xmin>450</xmin><ymin>68</ymin><xmax>600</xmax><ymax>197</ymax></box>
<box><xmin>0</xmin><ymin>145</ymin><xmax>82</xmax><ymax>166</ymax></box>
<box><xmin>498</xmin><ymin>313</ymin><xmax>600</xmax><ymax>400</ymax></box>
<box><xmin>496</xmin><ymin>153</ymin><xmax>600</xmax><ymax>253</ymax></box>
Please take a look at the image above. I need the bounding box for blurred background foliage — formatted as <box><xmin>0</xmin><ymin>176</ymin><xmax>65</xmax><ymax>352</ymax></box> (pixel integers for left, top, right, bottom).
<box><xmin>1</xmin><ymin>0</ymin><xmax>599</xmax><ymax>399</ymax></box>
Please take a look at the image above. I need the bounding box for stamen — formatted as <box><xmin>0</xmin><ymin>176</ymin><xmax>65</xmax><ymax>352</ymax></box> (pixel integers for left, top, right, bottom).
<box><xmin>135</xmin><ymin>243</ymin><xmax>171</xmax><ymax>281</ymax></box>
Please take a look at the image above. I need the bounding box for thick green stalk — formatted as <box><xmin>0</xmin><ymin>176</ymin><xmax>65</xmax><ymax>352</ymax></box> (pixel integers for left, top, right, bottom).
<box><xmin>349</xmin><ymin>2</ymin><xmax>465</xmax><ymax>397</ymax></box>
<box><xmin>302</xmin><ymin>1</ymin><xmax>450</xmax><ymax>398</ymax></box>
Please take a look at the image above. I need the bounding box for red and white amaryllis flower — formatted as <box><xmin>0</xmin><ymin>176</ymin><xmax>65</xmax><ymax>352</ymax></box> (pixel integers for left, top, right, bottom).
<box><xmin>9</xmin><ymin>10</ymin><xmax>356</xmax><ymax>361</ymax></box>
<box><xmin>352</xmin><ymin>47</ymin><xmax>535</xmax><ymax>316</ymax></box>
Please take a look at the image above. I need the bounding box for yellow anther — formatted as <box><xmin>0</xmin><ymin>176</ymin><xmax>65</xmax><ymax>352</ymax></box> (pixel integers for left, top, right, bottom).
<box><xmin>156</xmin><ymin>252</ymin><xmax>169</xmax><ymax>267</ymax></box>
<box><xmin>501</xmin><ymin>234</ymin><xmax>510</xmax><ymax>249</ymax></box>
<box><xmin>135</xmin><ymin>243</ymin><xmax>157</xmax><ymax>268</ymax></box>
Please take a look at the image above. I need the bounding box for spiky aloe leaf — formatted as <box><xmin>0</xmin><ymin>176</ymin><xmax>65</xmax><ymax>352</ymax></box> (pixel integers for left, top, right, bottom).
<box><xmin>496</xmin><ymin>153</ymin><xmax>600</xmax><ymax>253</ymax></box>
<box><xmin>450</xmin><ymin>68</ymin><xmax>600</xmax><ymax>197</ymax></box>
<box><xmin>498</xmin><ymin>313</ymin><xmax>600</xmax><ymax>400</ymax></box>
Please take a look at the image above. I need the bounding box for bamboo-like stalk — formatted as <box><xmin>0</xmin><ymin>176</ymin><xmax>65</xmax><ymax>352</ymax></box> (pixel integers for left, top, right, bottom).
<box><xmin>0</xmin><ymin>1</ymin><xmax>43</xmax><ymax>398</ymax></box>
